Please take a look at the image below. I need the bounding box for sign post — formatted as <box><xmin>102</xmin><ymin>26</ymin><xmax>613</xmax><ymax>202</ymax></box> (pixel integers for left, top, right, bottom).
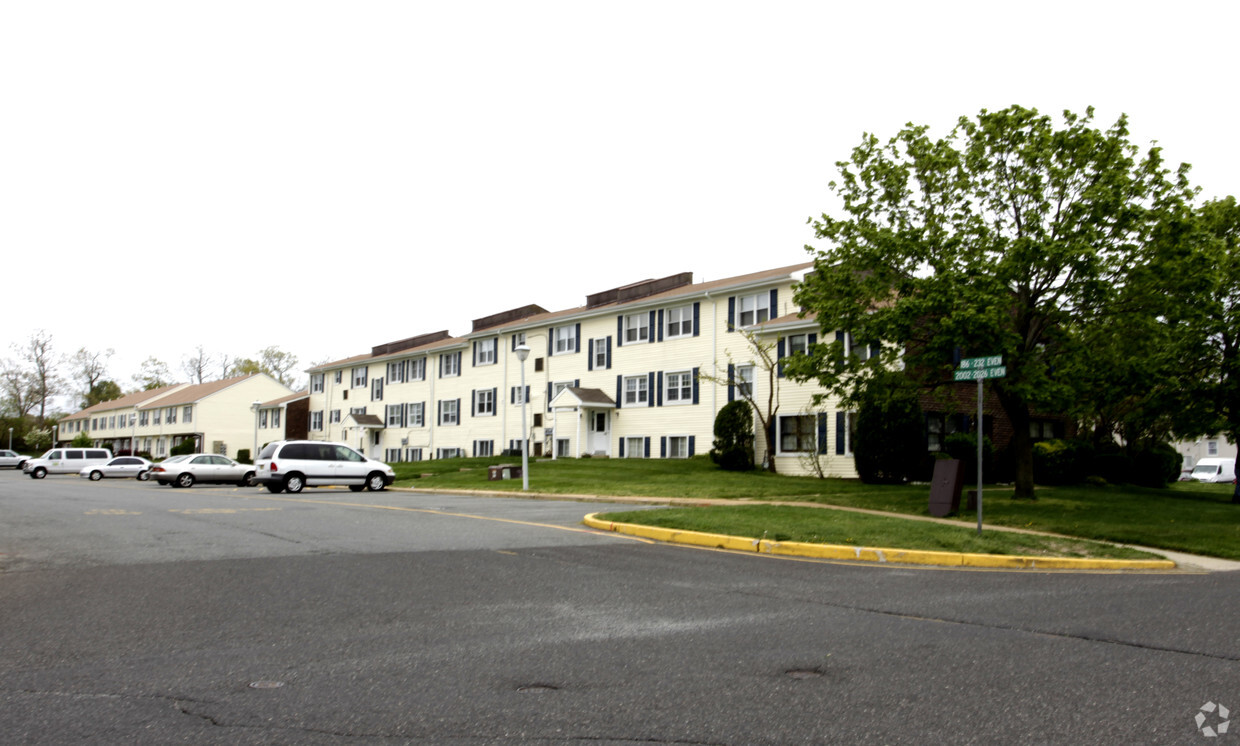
<box><xmin>954</xmin><ymin>356</ymin><xmax>1005</xmax><ymax>535</ymax></box>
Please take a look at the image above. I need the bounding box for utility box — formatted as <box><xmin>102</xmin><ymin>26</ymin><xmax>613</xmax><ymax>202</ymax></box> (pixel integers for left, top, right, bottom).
<box><xmin>929</xmin><ymin>459</ymin><xmax>964</xmax><ymax>517</ymax></box>
<box><xmin>487</xmin><ymin>464</ymin><xmax>522</xmax><ymax>481</ymax></box>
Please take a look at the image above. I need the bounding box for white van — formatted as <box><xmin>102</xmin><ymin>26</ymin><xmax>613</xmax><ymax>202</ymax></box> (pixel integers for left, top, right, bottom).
<box><xmin>1189</xmin><ymin>457</ymin><xmax>1237</xmax><ymax>483</ymax></box>
<box><xmin>24</xmin><ymin>448</ymin><xmax>113</xmax><ymax>479</ymax></box>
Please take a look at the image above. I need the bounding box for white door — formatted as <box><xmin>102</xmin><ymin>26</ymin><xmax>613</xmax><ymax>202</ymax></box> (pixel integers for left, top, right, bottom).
<box><xmin>588</xmin><ymin>411</ymin><xmax>609</xmax><ymax>455</ymax></box>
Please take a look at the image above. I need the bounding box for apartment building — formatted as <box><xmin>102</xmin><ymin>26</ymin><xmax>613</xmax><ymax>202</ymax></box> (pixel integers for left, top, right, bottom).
<box><xmin>58</xmin><ymin>374</ymin><xmax>297</xmax><ymax>460</ymax></box>
<box><xmin>306</xmin><ymin>261</ymin><xmax>863</xmax><ymax>477</ymax></box>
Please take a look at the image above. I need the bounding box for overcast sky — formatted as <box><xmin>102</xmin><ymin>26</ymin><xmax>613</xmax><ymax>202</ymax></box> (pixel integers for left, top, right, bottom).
<box><xmin>3</xmin><ymin>1</ymin><xmax>1236</xmax><ymax>410</ymax></box>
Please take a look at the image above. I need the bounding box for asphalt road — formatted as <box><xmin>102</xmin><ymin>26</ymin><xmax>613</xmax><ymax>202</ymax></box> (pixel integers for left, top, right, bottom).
<box><xmin>1</xmin><ymin>469</ymin><xmax>1237</xmax><ymax>744</ymax></box>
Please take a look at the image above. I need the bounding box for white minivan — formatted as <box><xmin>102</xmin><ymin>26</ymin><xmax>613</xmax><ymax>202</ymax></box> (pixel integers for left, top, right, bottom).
<box><xmin>1189</xmin><ymin>457</ymin><xmax>1237</xmax><ymax>483</ymax></box>
<box><xmin>24</xmin><ymin>448</ymin><xmax>113</xmax><ymax>479</ymax></box>
<box><xmin>253</xmin><ymin>440</ymin><xmax>395</xmax><ymax>494</ymax></box>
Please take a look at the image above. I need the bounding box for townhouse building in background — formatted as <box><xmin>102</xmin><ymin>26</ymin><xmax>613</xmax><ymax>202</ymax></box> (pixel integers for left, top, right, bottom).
<box><xmin>58</xmin><ymin>374</ymin><xmax>297</xmax><ymax>460</ymax></box>
<box><xmin>306</xmin><ymin>261</ymin><xmax>865</xmax><ymax>477</ymax></box>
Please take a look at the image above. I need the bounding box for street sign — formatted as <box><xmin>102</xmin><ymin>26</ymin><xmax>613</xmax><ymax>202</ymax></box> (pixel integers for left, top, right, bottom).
<box><xmin>953</xmin><ymin>366</ymin><xmax>1006</xmax><ymax>381</ymax></box>
<box><xmin>958</xmin><ymin>355</ymin><xmax>1003</xmax><ymax>369</ymax></box>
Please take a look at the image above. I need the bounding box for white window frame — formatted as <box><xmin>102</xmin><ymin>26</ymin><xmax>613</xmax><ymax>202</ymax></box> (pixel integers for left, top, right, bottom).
<box><xmin>441</xmin><ymin>352</ymin><xmax>460</xmax><ymax>377</ymax></box>
<box><xmin>310</xmin><ymin>411</ymin><xmax>324</xmax><ymax>431</ymax></box>
<box><xmin>475</xmin><ymin>338</ymin><xmax>497</xmax><ymax>366</ymax></box>
<box><xmin>387</xmin><ymin>362</ymin><xmax>405</xmax><ymax>384</ymax></box>
<box><xmin>352</xmin><ymin>367</ymin><xmax>368</xmax><ymax>388</ymax></box>
<box><xmin>330</xmin><ymin>409</ymin><xmax>341</xmax><ymax>424</ymax></box>
<box><xmin>475</xmin><ymin>440</ymin><xmax>494</xmax><ymax>457</ymax></box>
<box><xmin>1207</xmin><ymin>440</ymin><xmax>1219</xmax><ymax>456</ymax></box>
<box><xmin>666</xmin><ymin>305</ymin><xmax>693</xmax><ymax>339</ymax></box>
<box><xmin>665</xmin><ymin>370</ymin><xmax>693</xmax><ymax>405</ymax></box>
<box><xmin>624</xmin><ymin>375</ymin><xmax>648</xmax><ymax>406</ymax></box>
<box><xmin>625</xmin><ymin>437</ymin><xmax>645</xmax><ymax>459</ymax></box>
<box><xmin>475</xmin><ymin>389</ymin><xmax>495</xmax><ymax>417</ymax></box>
<box><xmin>409</xmin><ymin>357</ymin><xmax>426</xmax><ymax>381</ymax></box>
<box><xmin>778</xmin><ymin>414</ymin><xmax>816</xmax><ymax>454</ymax></box>
<box><xmin>334</xmin><ymin>371</ymin><xmax>343</xmax><ymax>384</ymax></box>
<box><xmin>372</xmin><ymin>377</ymin><xmax>384</xmax><ymax>401</ymax></box>
<box><xmin>736</xmin><ymin>364</ymin><xmax>755</xmax><ymax>399</ymax></box>
<box><xmin>311</xmin><ymin>374</ymin><xmax>325</xmax><ymax>393</ymax></box>
<box><xmin>183</xmin><ymin>405</ymin><xmax>193</xmax><ymax>423</ymax></box>
<box><xmin>788</xmin><ymin>334</ymin><xmax>808</xmax><ymax>356</ymax></box>
<box><xmin>553</xmin><ymin>326</ymin><xmax>576</xmax><ymax>355</ymax></box>
<box><xmin>408</xmin><ymin>402</ymin><xmax>424</xmax><ymax>427</ymax></box>
<box><xmin>440</xmin><ymin>400</ymin><xmax>459</xmax><ymax>426</ymax></box>
<box><xmin>623</xmin><ymin>313</ymin><xmax>649</xmax><ymax>344</ymax></box>
<box><xmin>738</xmin><ymin>293</ymin><xmax>770</xmax><ymax>327</ymax></box>
<box><xmin>667</xmin><ymin>435</ymin><xmax>689</xmax><ymax>459</ymax></box>
<box><xmin>385</xmin><ymin>404</ymin><xmax>404</xmax><ymax>427</ymax></box>
<box><xmin>593</xmin><ymin>340</ymin><xmax>608</xmax><ymax>370</ymax></box>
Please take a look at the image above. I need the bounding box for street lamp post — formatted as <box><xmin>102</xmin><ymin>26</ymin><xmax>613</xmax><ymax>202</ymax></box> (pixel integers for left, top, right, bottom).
<box><xmin>514</xmin><ymin>344</ymin><xmax>531</xmax><ymax>491</ymax></box>
<box><xmin>251</xmin><ymin>401</ymin><xmax>262</xmax><ymax>465</ymax></box>
<box><xmin>7</xmin><ymin>427</ymin><xmax>12</xmax><ymax>451</ymax></box>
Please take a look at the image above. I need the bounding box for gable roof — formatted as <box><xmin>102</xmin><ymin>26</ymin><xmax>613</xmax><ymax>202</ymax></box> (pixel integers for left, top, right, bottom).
<box><xmin>60</xmin><ymin>384</ymin><xmax>190</xmax><ymax>422</ymax></box>
<box><xmin>136</xmin><ymin>374</ymin><xmax>280</xmax><ymax>409</ymax></box>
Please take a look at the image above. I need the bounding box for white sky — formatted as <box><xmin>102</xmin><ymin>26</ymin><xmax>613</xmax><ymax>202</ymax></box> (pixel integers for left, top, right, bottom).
<box><xmin>3</xmin><ymin>1</ymin><xmax>1236</xmax><ymax>411</ymax></box>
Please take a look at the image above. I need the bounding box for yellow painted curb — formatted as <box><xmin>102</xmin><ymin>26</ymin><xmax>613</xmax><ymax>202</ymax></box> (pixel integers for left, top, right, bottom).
<box><xmin>582</xmin><ymin>514</ymin><xmax>1177</xmax><ymax>570</ymax></box>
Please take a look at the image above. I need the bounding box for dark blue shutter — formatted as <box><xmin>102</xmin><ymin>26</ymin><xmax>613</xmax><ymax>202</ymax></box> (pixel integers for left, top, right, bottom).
<box><xmin>727</xmin><ymin>297</ymin><xmax>735</xmax><ymax>330</ymax></box>
<box><xmin>656</xmin><ymin>371</ymin><xmax>663</xmax><ymax>407</ymax></box>
<box><xmin>777</xmin><ymin>338</ymin><xmax>786</xmax><ymax>378</ymax></box>
<box><xmin>547</xmin><ymin>331</ymin><xmax>553</xmax><ymax>356</ymax></box>
<box><xmin>606</xmin><ymin>336</ymin><xmax>612</xmax><ymax>369</ymax></box>
<box><xmin>547</xmin><ymin>383</ymin><xmax>553</xmax><ymax>410</ymax></box>
<box><xmin>870</xmin><ymin>341</ymin><xmax>881</xmax><ymax>359</ymax></box>
<box><xmin>573</xmin><ymin>379</ymin><xmax>580</xmax><ymax>389</ymax></box>
<box><xmin>692</xmin><ymin>302</ymin><xmax>700</xmax><ymax>337</ymax></box>
<box><xmin>648</xmin><ymin>311</ymin><xmax>656</xmax><ymax>342</ymax></box>
<box><xmin>420</xmin><ymin>401</ymin><xmax>425</xmax><ymax>426</ymax></box>
<box><xmin>660</xmin><ymin>437</ymin><xmax>667</xmax><ymax>458</ymax></box>
<box><xmin>490</xmin><ymin>388</ymin><xmax>497</xmax><ymax>413</ymax></box>
<box><xmin>727</xmin><ymin>363</ymin><xmax>735</xmax><ymax>402</ymax></box>
<box><xmin>818</xmin><ymin>413</ymin><xmax>828</xmax><ymax>455</ymax></box>
<box><xmin>455</xmin><ymin>399</ymin><xmax>461</xmax><ymax>425</ymax></box>
<box><xmin>836</xmin><ymin>412</ymin><xmax>846</xmax><ymax>455</ymax></box>
<box><xmin>770</xmin><ymin>289</ymin><xmax>778</xmax><ymax>318</ymax></box>
<box><xmin>644</xmin><ymin>437</ymin><xmax>651</xmax><ymax>458</ymax></box>
<box><xmin>617</xmin><ymin>316</ymin><xmax>624</xmax><ymax>347</ymax></box>
<box><xmin>688</xmin><ymin>435</ymin><xmax>696</xmax><ymax>456</ymax></box>
<box><xmin>616</xmin><ymin>375</ymin><xmax>622</xmax><ymax>409</ymax></box>
<box><xmin>647</xmin><ymin>372</ymin><xmax>655</xmax><ymax>408</ymax></box>
<box><xmin>836</xmin><ymin>330</ymin><xmax>845</xmax><ymax>345</ymax></box>
<box><xmin>656</xmin><ymin>310</ymin><xmax>664</xmax><ymax>342</ymax></box>
<box><xmin>455</xmin><ymin>351</ymin><xmax>462</xmax><ymax>372</ymax></box>
<box><xmin>437</xmin><ymin>400</ymin><xmax>442</xmax><ymax>424</ymax></box>
<box><xmin>471</xmin><ymin>390</ymin><xmax>476</xmax><ymax>417</ymax></box>
<box><xmin>619</xmin><ymin>438</ymin><xmax>625</xmax><ymax>457</ymax></box>
<box><xmin>587</xmin><ymin>339</ymin><xmax>595</xmax><ymax>371</ymax></box>
<box><xmin>952</xmin><ymin>347</ymin><xmax>962</xmax><ymax>365</ymax></box>
<box><xmin>510</xmin><ymin>387</ymin><xmax>515</xmax><ymax>404</ymax></box>
<box><xmin>692</xmin><ymin>367</ymin><xmax>699</xmax><ymax>404</ymax></box>
<box><xmin>524</xmin><ymin>386</ymin><xmax>529</xmax><ymax>403</ymax></box>
<box><xmin>809</xmin><ymin>333</ymin><xmax>817</xmax><ymax>348</ymax></box>
<box><xmin>574</xmin><ymin>323</ymin><xmax>581</xmax><ymax>353</ymax></box>
<box><xmin>472</xmin><ymin>341</ymin><xmax>477</xmax><ymax>366</ymax></box>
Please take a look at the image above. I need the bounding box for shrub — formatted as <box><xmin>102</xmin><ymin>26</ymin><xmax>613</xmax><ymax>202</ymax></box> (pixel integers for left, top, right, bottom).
<box><xmin>1033</xmin><ymin>439</ymin><xmax>1095</xmax><ymax>485</ymax></box>
<box><xmin>854</xmin><ymin>371</ymin><xmax>924</xmax><ymax>484</ymax></box>
<box><xmin>70</xmin><ymin>431</ymin><xmax>94</xmax><ymax>447</ymax></box>
<box><xmin>710</xmin><ymin>400</ymin><xmax>754</xmax><ymax>471</ymax></box>
<box><xmin>170</xmin><ymin>438</ymin><xmax>198</xmax><ymax>456</ymax></box>
<box><xmin>943</xmin><ymin>432</ymin><xmax>995</xmax><ymax>482</ymax></box>
<box><xmin>237</xmin><ymin>448</ymin><xmax>252</xmax><ymax>465</ymax></box>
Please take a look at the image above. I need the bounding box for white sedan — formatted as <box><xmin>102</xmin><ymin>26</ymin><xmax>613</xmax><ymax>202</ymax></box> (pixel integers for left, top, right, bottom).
<box><xmin>79</xmin><ymin>456</ymin><xmax>154</xmax><ymax>481</ymax></box>
<box><xmin>0</xmin><ymin>449</ymin><xmax>27</xmax><ymax>469</ymax></box>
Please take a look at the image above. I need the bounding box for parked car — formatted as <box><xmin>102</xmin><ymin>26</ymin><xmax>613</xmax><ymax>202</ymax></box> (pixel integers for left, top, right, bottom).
<box><xmin>1189</xmin><ymin>457</ymin><xmax>1237</xmax><ymax>484</ymax></box>
<box><xmin>150</xmin><ymin>454</ymin><xmax>256</xmax><ymax>488</ymax></box>
<box><xmin>0</xmin><ymin>449</ymin><xmax>27</xmax><ymax>469</ymax></box>
<box><xmin>254</xmin><ymin>440</ymin><xmax>395</xmax><ymax>494</ymax></box>
<box><xmin>24</xmin><ymin>448</ymin><xmax>113</xmax><ymax>479</ymax></box>
<box><xmin>79</xmin><ymin>456</ymin><xmax>154</xmax><ymax>481</ymax></box>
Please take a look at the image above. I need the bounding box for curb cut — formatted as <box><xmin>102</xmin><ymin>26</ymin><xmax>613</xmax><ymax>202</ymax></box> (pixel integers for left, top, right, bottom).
<box><xmin>582</xmin><ymin>513</ymin><xmax>1179</xmax><ymax>571</ymax></box>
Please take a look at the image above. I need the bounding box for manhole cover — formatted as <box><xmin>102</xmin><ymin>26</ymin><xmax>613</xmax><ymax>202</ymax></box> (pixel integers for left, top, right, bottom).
<box><xmin>516</xmin><ymin>684</ymin><xmax>558</xmax><ymax>693</ymax></box>
<box><xmin>249</xmin><ymin>680</ymin><xmax>285</xmax><ymax>689</ymax></box>
<box><xmin>786</xmin><ymin>669</ymin><xmax>823</xmax><ymax>680</ymax></box>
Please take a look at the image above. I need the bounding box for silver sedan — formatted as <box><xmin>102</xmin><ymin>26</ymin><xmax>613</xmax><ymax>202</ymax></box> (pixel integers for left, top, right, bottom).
<box><xmin>151</xmin><ymin>454</ymin><xmax>255</xmax><ymax>488</ymax></box>
<box><xmin>78</xmin><ymin>456</ymin><xmax>154</xmax><ymax>481</ymax></box>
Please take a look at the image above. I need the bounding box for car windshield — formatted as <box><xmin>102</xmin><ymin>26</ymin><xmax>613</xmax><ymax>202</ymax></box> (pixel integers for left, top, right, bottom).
<box><xmin>1191</xmin><ymin>465</ymin><xmax>1219</xmax><ymax>476</ymax></box>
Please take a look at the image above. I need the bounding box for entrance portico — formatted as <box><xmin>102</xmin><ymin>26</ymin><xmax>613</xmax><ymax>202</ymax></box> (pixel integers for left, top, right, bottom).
<box><xmin>547</xmin><ymin>387</ymin><xmax>616</xmax><ymax>458</ymax></box>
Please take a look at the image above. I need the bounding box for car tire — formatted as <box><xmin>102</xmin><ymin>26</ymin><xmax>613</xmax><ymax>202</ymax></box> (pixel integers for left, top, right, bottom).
<box><xmin>264</xmin><ymin>483</ymin><xmax>283</xmax><ymax>494</ymax></box>
<box><xmin>240</xmin><ymin>471</ymin><xmax>255</xmax><ymax>487</ymax></box>
<box><xmin>89</xmin><ymin>470</ymin><xmax>103</xmax><ymax>481</ymax></box>
<box><xmin>176</xmin><ymin>473</ymin><xmax>195</xmax><ymax>488</ymax></box>
<box><xmin>284</xmin><ymin>473</ymin><xmax>305</xmax><ymax>494</ymax></box>
<box><xmin>137</xmin><ymin>470</ymin><xmax>150</xmax><ymax>481</ymax></box>
<box><xmin>366</xmin><ymin>472</ymin><xmax>387</xmax><ymax>492</ymax></box>
<box><xmin>32</xmin><ymin>467</ymin><xmax>47</xmax><ymax>479</ymax></box>
<box><xmin>348</xmin><ymin>484</ymin><xmax>365</xmax><ymax>492</ymax></box>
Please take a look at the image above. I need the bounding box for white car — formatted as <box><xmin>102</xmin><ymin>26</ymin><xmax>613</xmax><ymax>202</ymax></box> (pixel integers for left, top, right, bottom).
<box><xmin>79</xmin><ymin>456</ymin><xmax>154</xmax><ymax>481</ymax></box>
<box><xmin>0</xmin><ymin>449</ymin><xmax>27</xmax><ymax>469</ymax></box>
<box><xmin>254</xmin><ymin>440</ymin><xmax>395</xmax><ymax>494</ymax></box>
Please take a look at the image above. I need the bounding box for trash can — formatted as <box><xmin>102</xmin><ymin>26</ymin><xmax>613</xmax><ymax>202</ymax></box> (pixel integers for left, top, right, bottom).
<box><xmin>488</xmin><ymin>464</ymin><xmax>522</xmax><ymax>481</ymax></box>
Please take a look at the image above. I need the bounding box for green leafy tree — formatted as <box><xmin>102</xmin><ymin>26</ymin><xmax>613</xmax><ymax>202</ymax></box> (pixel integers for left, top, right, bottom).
<box><xmin>82</xmin><ymin>380</ymin><xmax>123</xmax><ymax>409</ymax></box>
<box><xmin>132</xmin><ymin>357</ymin><xmax>172</xmax><ymax>391</ymax></box>
<box><xmin>26</xmin><ymin>427</ymin><xmax>52</xmax><ymax>451</ymax></box>
<box><xmin>794</xmin><ymin>105</ymin><xmax>1195</xmax><ymax>499</ymax></box>
<box><xmin>698</xmin><ymin>328</ymin><xmax>782</xmax><ymax>472</ymax></box>
<box><xmin>852</xmin><ymin>371</ymin><xmax>925</xmax><ymax>484</ymax></box>
<box><xmin>71</xmin><ymin>431</ymin><xmax>93</xmax><ymax>447</ymax></box>
<box><xmin>710</xmin><ymin>400</ymin><xmax>755</xmax><ymax>471</ymax></box>
<box><xmin>228</xmin><ymin>358</ymin><xmax>264</xmax><ymax>377</ymax></box>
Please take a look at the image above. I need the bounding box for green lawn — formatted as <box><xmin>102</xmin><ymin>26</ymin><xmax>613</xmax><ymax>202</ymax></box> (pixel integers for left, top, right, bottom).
<box><xmin>392</xmin><ymin>456</ymin><xmax>1240</xmax><ymax>559</ymax></box>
